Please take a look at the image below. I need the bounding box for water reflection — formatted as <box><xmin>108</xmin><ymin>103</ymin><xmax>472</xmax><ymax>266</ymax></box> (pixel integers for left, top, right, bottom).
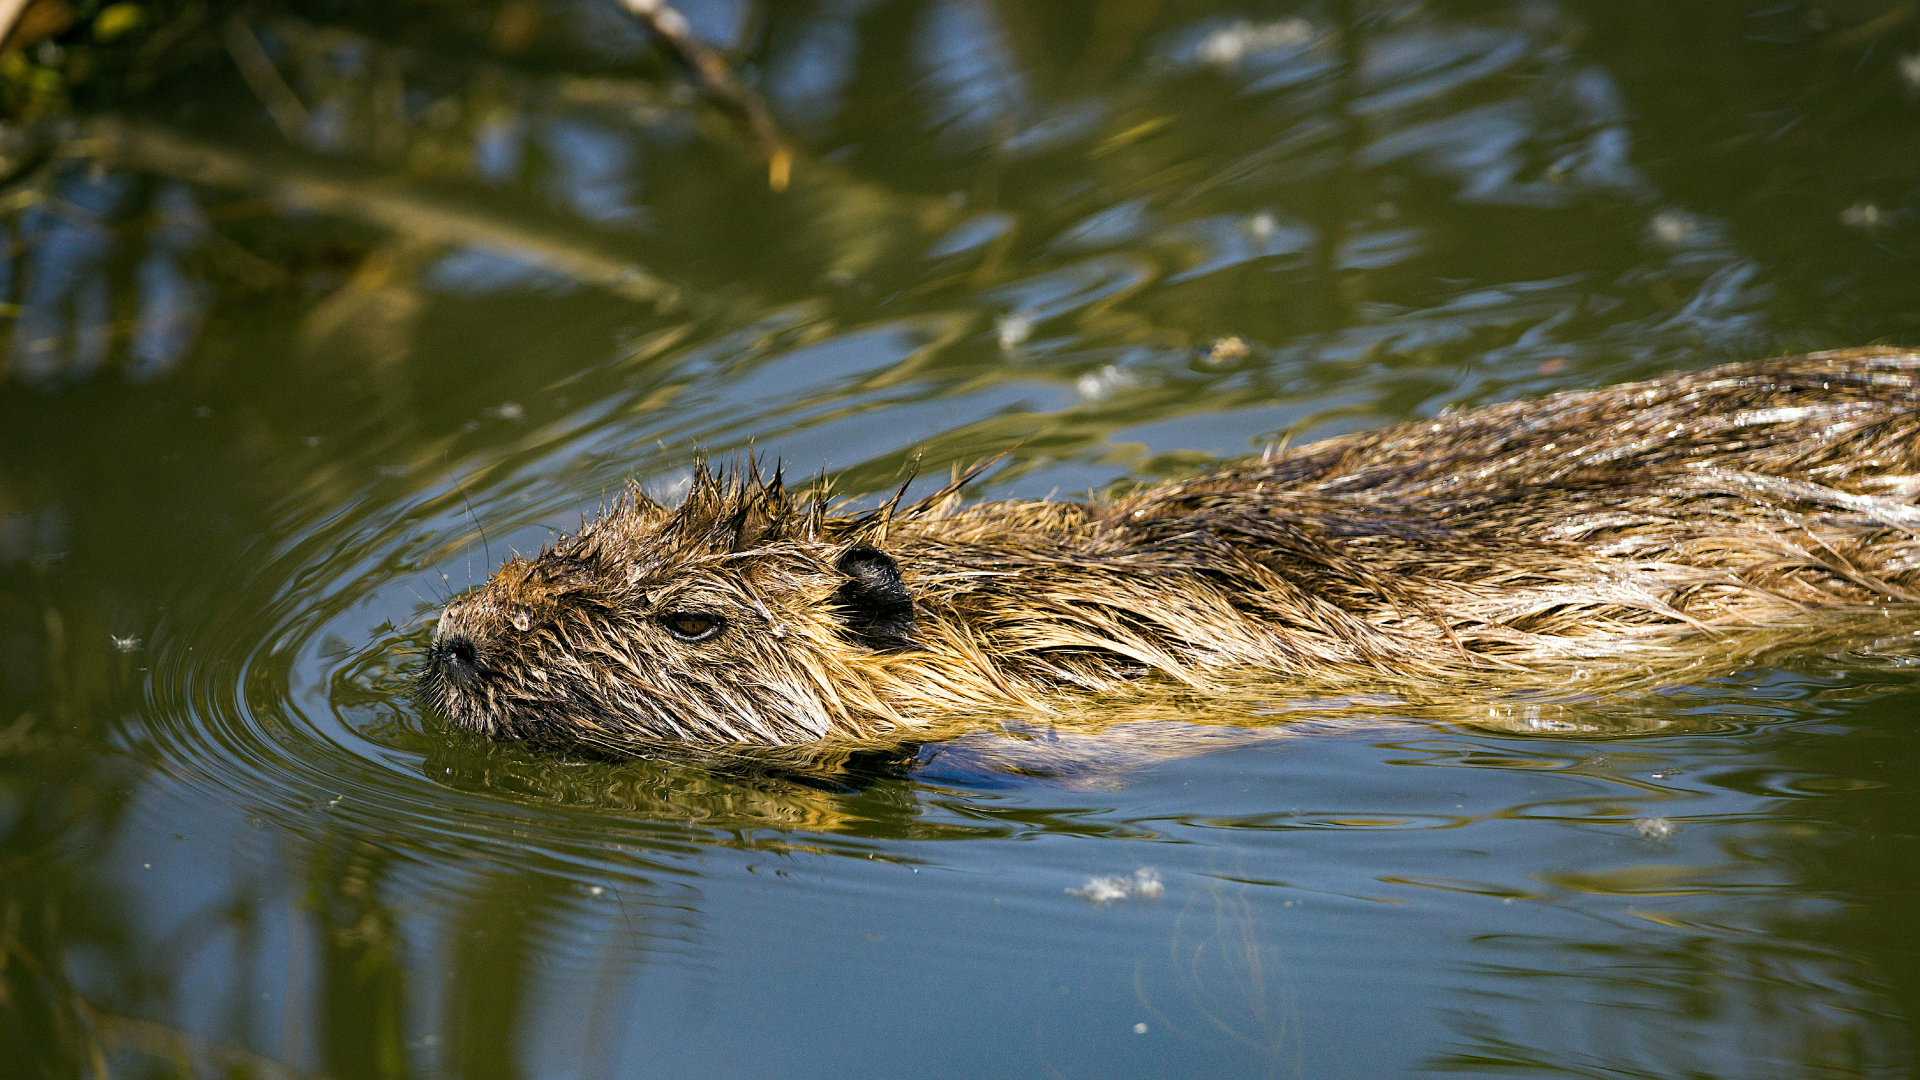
<box><xmin>10</xmin><ymin>168</ymin><xmax>126</xmax><ymax>385</ymax></box>
<box><xmin>2</xmin><ymin>0</ymin><xmax>1919</xmax><ymax>1076</ymax></box>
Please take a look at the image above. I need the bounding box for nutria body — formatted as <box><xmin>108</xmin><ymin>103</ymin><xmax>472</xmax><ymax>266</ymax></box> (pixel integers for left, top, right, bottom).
<box><xmin>420</xmin><ymin>348</ymin><xmax>1920</xmax><ymax>747</ymax></box>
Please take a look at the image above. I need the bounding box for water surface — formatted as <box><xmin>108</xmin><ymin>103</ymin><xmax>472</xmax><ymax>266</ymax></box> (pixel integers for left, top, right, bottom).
<box><xmin>4</xmin><ymin>1</ymin><xmax>1920</xmax><ymax>1076</ymax></box>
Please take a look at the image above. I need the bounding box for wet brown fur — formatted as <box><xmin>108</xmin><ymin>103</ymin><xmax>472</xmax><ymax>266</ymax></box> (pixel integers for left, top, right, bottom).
<box><xmin>419</xmin><ymin>347</ymin><xmax>1920</xmax><ymax>748</ymax></box>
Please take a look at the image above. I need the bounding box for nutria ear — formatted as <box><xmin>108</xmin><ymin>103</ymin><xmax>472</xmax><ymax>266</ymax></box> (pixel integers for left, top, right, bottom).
<box><xmin>831</xmin><ymin>546</ymin><xmax>915</xmax><ymax>651</ymax></box>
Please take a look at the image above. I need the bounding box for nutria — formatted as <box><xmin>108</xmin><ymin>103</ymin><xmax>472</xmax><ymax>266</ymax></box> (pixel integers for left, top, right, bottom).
<box><xmin>419</xmin><ymin>347</ymin><xmax>1920</xmax><ymax>748</ymax></box>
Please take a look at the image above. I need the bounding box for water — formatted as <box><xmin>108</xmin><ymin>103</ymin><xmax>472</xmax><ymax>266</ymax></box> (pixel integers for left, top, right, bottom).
<box><xmin>4</xmin><ymin>1</ymin><xmax>1920</xmax><ymax>1076</ymax></box>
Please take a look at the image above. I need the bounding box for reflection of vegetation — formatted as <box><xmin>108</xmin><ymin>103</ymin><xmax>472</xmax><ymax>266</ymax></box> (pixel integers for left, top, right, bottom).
<box><xmin>1428</xmin><ymin>926</ymin><xmax>1906</xmax><ymax>1077</ymax></box>
<box><xmin>306</xmin><ymin>839</ymin><xmax>411</xmax><ymax>1080</ymax></box>
<box><xmin>1575</xmin><ymin>0</ymin><xmax>1920</xmax><ymax>343</ymax></box>
<box><xmin>0</xmin><ymin>0</ymin><xmax>182</xmax><ymax>122</ymax></box>
<box><xmin>0</xmin><ymin>580</ymin><xmax>142</xmax><ymax>1076</ymax></box>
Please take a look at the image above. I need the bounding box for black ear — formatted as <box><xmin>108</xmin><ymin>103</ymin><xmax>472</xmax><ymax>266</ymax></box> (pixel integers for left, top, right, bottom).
<box><xmin>831</xmin><ymin>546</ymin><xmax>916</xmax><ymax>651</ymax></box>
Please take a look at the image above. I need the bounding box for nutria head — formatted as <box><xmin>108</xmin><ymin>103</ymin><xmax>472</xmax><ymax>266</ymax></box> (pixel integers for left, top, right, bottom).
<box><xmin>418</xmin><ymin>464</ymin><xmax>924</xmax><ymax>746</ymax></box>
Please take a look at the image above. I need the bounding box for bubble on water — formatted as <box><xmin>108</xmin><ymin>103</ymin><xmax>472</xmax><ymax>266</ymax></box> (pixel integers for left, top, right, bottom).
<box><xmin>486</xmin><ymin>401</ymin><xmax>525</xmax><ymax>421</ymax></box>
<box><xmin>995</xmin><ymin>312</ymin><xmax>1032</xmax><ymax>350</ymax></box>
<box><xmin>1075</xmin><ymin>364</ymin><xmax>1142</xmax><ymax>402</ymax></box>
<box><xmin>1901</xmin><ymin>52</ymin><xmax>1920</xmax><ymax>90</ymax></box>
<box><xmin>1133</xmin><ymin>1023</ymin><xmax>1148</xmax><ymax>1034</ymax></box>
<box><xmin>111</xmin><ymin>634</ymin><xmax>141</xmax><ymax>652</ymax></box>
<box><xmin>1634</xmin><ymin>817</ymin><xmax>1678</xmax><ymax>841</ymax></box>
<box><xmin>1649</xmin><ymin>209</ymin><xmax>1696</xmax><ymax>246</ymax></box>
<box><xmin>1841</xmin><ymin>202</ymin><xmax>1884</xmax><ymax>230</ymax></box>
<box><xmin>1196</xmin><ymin>19</ymin><xmax>1314</xmax><ymax>67</ymax></box>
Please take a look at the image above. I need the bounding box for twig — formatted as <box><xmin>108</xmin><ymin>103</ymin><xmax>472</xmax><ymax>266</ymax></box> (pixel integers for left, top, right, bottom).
<box><xmin>0</xmin><ymin>0</ymin><xmax>73</xmax><ymax>56</ymax></box>
<box><xmin>224</xmin><ymin>14</ymin><xmax>311</xmax><ymax>142</ymax></box>
<box><xmin>618</xmin><ymin>0</ymin><xmax>792</xmax><ymax>191</ymax></box>
<box><xmin>0</xmin><ymin>0</ymin><xmax>29</xmax><ymax>54</ymax></box>
<box><xmin>78</xmin><ymin>115</ymin><xmax>691</xmax><ymax>310</ymax></box>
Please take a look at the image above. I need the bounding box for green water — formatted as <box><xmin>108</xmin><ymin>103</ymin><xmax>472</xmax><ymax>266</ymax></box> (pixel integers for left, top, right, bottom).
<box><xmin>3</xmin><ymin>1</ymin><xmax>1920</xmax><ymax>1076</ymax></box>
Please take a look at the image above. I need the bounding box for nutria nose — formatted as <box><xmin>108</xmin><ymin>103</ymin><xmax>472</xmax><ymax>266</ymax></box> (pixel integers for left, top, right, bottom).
<box><xmin>433</xmin><ymin>634</ymin><xmax>481</xmax><ymax>685</ymax></box>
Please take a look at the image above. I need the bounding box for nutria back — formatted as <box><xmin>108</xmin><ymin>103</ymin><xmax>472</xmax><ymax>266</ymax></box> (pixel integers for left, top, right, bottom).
<box><xmin>419</xmin><ymin>347</ymin><xmax>1920</xmax><ymax>748</ymax></box>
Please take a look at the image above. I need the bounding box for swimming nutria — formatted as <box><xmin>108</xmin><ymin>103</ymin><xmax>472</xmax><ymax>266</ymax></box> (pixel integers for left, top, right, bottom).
<box><xmin>419</xmin><ymin>347</ymin><xmax>1920</xmax><ymax>747</ymax></box>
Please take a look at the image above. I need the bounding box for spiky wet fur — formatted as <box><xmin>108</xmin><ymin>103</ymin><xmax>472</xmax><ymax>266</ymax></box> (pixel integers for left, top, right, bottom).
<box><xmin>419</xmin><ymin>347</ymin><xmax>1920</xmax><ymax>748</ymax></box>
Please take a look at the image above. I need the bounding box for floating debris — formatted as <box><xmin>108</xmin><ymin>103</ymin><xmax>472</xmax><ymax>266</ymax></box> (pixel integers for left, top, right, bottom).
<box><xmin>111</xmin><ymin>634</ymin><xmax>141</xmax><ymax>652</ymax></box>
<box><xmin>1068</xmin><ymin>867</ymin><xmax>1164</xmax><ymax>903</ymax></box>
<box><xmin>1072</xmin><ymin>876</ymin><xmax>1130</xmax><ymax>902</ymax></box>
<box><xmin>1200</xmin><ymin>335</ymin><xmax>1252</xmax><ymax>367</ymax></box>
<box><xmin>1634</xmin><ymin>817</ymin><xmax>1678</xmax><ymax>841</ymax></box>
<box><xmin>486</xmin><ymin>401</ymin><xmax>526</xmax><ymax>421</ymax></box>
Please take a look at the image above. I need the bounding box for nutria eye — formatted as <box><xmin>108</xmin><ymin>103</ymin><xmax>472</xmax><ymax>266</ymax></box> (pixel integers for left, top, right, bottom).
<box><xmin>662</xmin><ymin>611</ymin><xmax>724</xmax><ymax>643</ymax></box>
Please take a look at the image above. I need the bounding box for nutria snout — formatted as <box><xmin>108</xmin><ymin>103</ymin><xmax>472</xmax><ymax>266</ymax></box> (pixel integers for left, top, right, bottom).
<box><xmin>418</xmin><ymin>347</ymin><xmax>1920</xmax><ymax>748</ymax></box>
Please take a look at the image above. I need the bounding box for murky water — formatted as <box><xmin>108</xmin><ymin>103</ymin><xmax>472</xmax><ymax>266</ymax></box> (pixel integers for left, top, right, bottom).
<box><xmin>4</xmin><ymin>1</ymin><xmax>1920</xmax><ymax>1076</ymax></box>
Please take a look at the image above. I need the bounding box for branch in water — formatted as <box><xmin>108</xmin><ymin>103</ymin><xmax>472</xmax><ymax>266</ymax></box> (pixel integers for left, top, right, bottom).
<box><xmin>618</xmin><ymin>0</ymin><xmax>793</xmax><ymax>192</ymax></box>
<box><xmin>0</xmin><ymin>0</ymin><xmax>30</xmax><ymax>53</ymax></box>
<box><xmin>223</xmin><ymin>14</ymin><xmax>310</xmax><ymax>143</ymax></box>
<box><xmin>76</xmin><ymin>115</ymin><xmax>693</xmax><ymax>311</ymax></box>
